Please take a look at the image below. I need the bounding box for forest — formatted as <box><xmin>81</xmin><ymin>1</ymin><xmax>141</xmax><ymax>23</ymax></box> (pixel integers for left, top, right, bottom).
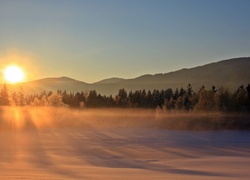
<box><xmin>0</xmin><ymin>83</ymin><xmax>250</xmax><ymax>112</ymax></box>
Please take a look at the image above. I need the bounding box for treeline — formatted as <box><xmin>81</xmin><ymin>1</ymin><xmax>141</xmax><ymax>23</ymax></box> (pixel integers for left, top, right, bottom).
<box><xmin>0</xmin><ymin>84</ymin><xmax>250</xmax><ymax>112</ymax></box>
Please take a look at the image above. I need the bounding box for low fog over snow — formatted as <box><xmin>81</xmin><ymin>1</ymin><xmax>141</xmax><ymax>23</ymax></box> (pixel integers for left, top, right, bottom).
<box><xmin>0</xmin><ymin>107</ymin><xmax>250</xmax><ymax>179</ymax></box>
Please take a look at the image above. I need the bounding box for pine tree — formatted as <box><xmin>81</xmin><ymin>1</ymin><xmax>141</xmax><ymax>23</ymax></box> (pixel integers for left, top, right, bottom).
<box><xmin>86</xmin><ymin>90</ymin><xmax>98</xmax><ymax>107</ymax></box>
<box><xmin>18</xmin><ymin>86</ymin><xmax>26</xmax><ymax>106</ymax></box>
<box><xmin>116</xmin><ymin>88</ymin><xmax>128</xmax><ymax>107</ymax></box>
<box><xmin>0</xmin><ymin>84</ymin><xmax>10</xmax><ymax>106</ymax></box>
<box><xmin>246</xmin><ymin>84</ymin><xmax>250</xmax><ymax>100</ymax></box>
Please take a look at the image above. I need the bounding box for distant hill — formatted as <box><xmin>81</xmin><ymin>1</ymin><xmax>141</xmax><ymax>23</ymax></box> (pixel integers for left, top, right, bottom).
<box><xmin>4</xmin><ymin>57</ymin><xmax>250</xmax><ymax>95</ymax></box>
<box><xmin>7</xmin><ymin>76</ymin><xmax>90</xmax><ymax>95</ymax></box>
<box><xmin>115</xmin><ymin>57</ymin><xmax>250</xmax><ymax>93</ymax></box>
<box><xmin>94</xmin><ymin>77</ymin><xmax>125</xmax><ymax>84</ymax></box>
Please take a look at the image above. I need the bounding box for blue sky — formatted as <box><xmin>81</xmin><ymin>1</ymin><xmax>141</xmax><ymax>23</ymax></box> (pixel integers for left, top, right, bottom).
<box><xmin>0</xmin><ymin>0</ymin><xmax>250</xmax><ymax>83</ymax></box>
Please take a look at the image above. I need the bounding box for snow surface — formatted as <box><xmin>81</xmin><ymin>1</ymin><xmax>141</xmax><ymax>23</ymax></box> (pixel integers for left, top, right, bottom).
<box><xmin>0</xmin><ymin>127</ymin><xmax>250</xmax><ymax>179</ymax></box>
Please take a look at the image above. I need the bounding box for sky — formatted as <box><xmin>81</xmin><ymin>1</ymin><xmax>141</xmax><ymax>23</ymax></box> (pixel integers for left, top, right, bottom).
<box><xmin>0</xmin><ymin>0</ymin><xmax>250</xmax><ymax>83</ymax></box>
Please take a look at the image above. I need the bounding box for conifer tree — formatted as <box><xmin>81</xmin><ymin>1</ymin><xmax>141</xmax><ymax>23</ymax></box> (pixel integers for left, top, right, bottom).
<box><xmin>0</xmin><ymin>84</ymin><xmax>10</xmax><ymax>106</ymax></box>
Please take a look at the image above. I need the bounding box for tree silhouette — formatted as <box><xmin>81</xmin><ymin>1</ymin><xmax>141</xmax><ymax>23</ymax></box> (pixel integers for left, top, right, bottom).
<box><xmin>116</xmin><ymin>88</ymin><xmax>128</xmax><ymax>107</ymax></box>
<box><xmin>18</xmin><ymin>86</ymin><xmax>26</xmax><ymax>106</ymax></box>
<box><xmin>0</xmin><ymin>82</ymin><xmax>248</xmax><ymax>112</ymax></box>
<box><xmin>0</xmin><ymin>84</ymin><xmax>10</xmax><ymax>106</ymax></box>
<box><xmin>246</xmin><ymin>84</ymin><xmax>250</xmax><ymax>100</ymax></box>
<box><xmin>86</xmin><ymin>90</ymin><xmax>98</xmax><ymax>107</ymax></box>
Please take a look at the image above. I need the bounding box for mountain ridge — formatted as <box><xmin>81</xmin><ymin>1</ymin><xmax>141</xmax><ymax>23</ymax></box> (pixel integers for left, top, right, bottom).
<box><xmin>94</xmin><ymin>77</ymin><xmax>125</xmax><ymax>84</ymax></box>
<box><xmin>4</xmin><ymin>57</ymin><xmax>250</xmax><ymax>95</ymax></box>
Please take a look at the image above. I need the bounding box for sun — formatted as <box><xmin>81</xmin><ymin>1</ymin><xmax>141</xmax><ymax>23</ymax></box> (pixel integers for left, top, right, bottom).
<box><xmin>4</xmin><ymin>66</ymin><xmax>25</xmax><ymax>83</ymax></box>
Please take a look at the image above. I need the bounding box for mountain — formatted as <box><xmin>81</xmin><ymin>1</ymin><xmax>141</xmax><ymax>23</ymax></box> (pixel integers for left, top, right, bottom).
<box><xmin>115</xmin><ymin>57</ymin><xmax>250</xmax><ymax>92</ymax></box>
<box><xmin>4</xmin><ymin>57</ymin><xmax>250</xmax><ymax>95</ymax></box>
<box><xmin>94</xmin><ymin>78</ymin><xmax>125</xmax><ymax>84</ymax></box>
<box><xmin>8</xmin><ymin>76</ymin><xmax>90</xmax><ymax>95</ymax></box>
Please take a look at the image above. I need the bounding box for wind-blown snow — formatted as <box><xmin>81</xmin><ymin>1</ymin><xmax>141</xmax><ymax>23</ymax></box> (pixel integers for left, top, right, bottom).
<box><xmin>0</xmin><ymin>128</ymin><xmax>250</xmax><ymax>179</ymax></box>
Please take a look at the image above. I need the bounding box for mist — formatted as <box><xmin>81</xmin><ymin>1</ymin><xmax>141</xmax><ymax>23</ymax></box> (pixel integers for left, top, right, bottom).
<box><xmin>0</xmin><ymin>107</ymin><xmax>249</xmax><ymax>131</ymax></box>
<box><xmin>1</xmin><ymin>107</ymin><xmax>250</xmax><ymax>179</ymax></box>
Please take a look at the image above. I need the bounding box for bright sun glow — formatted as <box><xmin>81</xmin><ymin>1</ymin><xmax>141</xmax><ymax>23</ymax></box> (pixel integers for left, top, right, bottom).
<box><xmin>4</xmin><ymin>66</ymin><xmax>25</xmax><ymax>83</ymax></box>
